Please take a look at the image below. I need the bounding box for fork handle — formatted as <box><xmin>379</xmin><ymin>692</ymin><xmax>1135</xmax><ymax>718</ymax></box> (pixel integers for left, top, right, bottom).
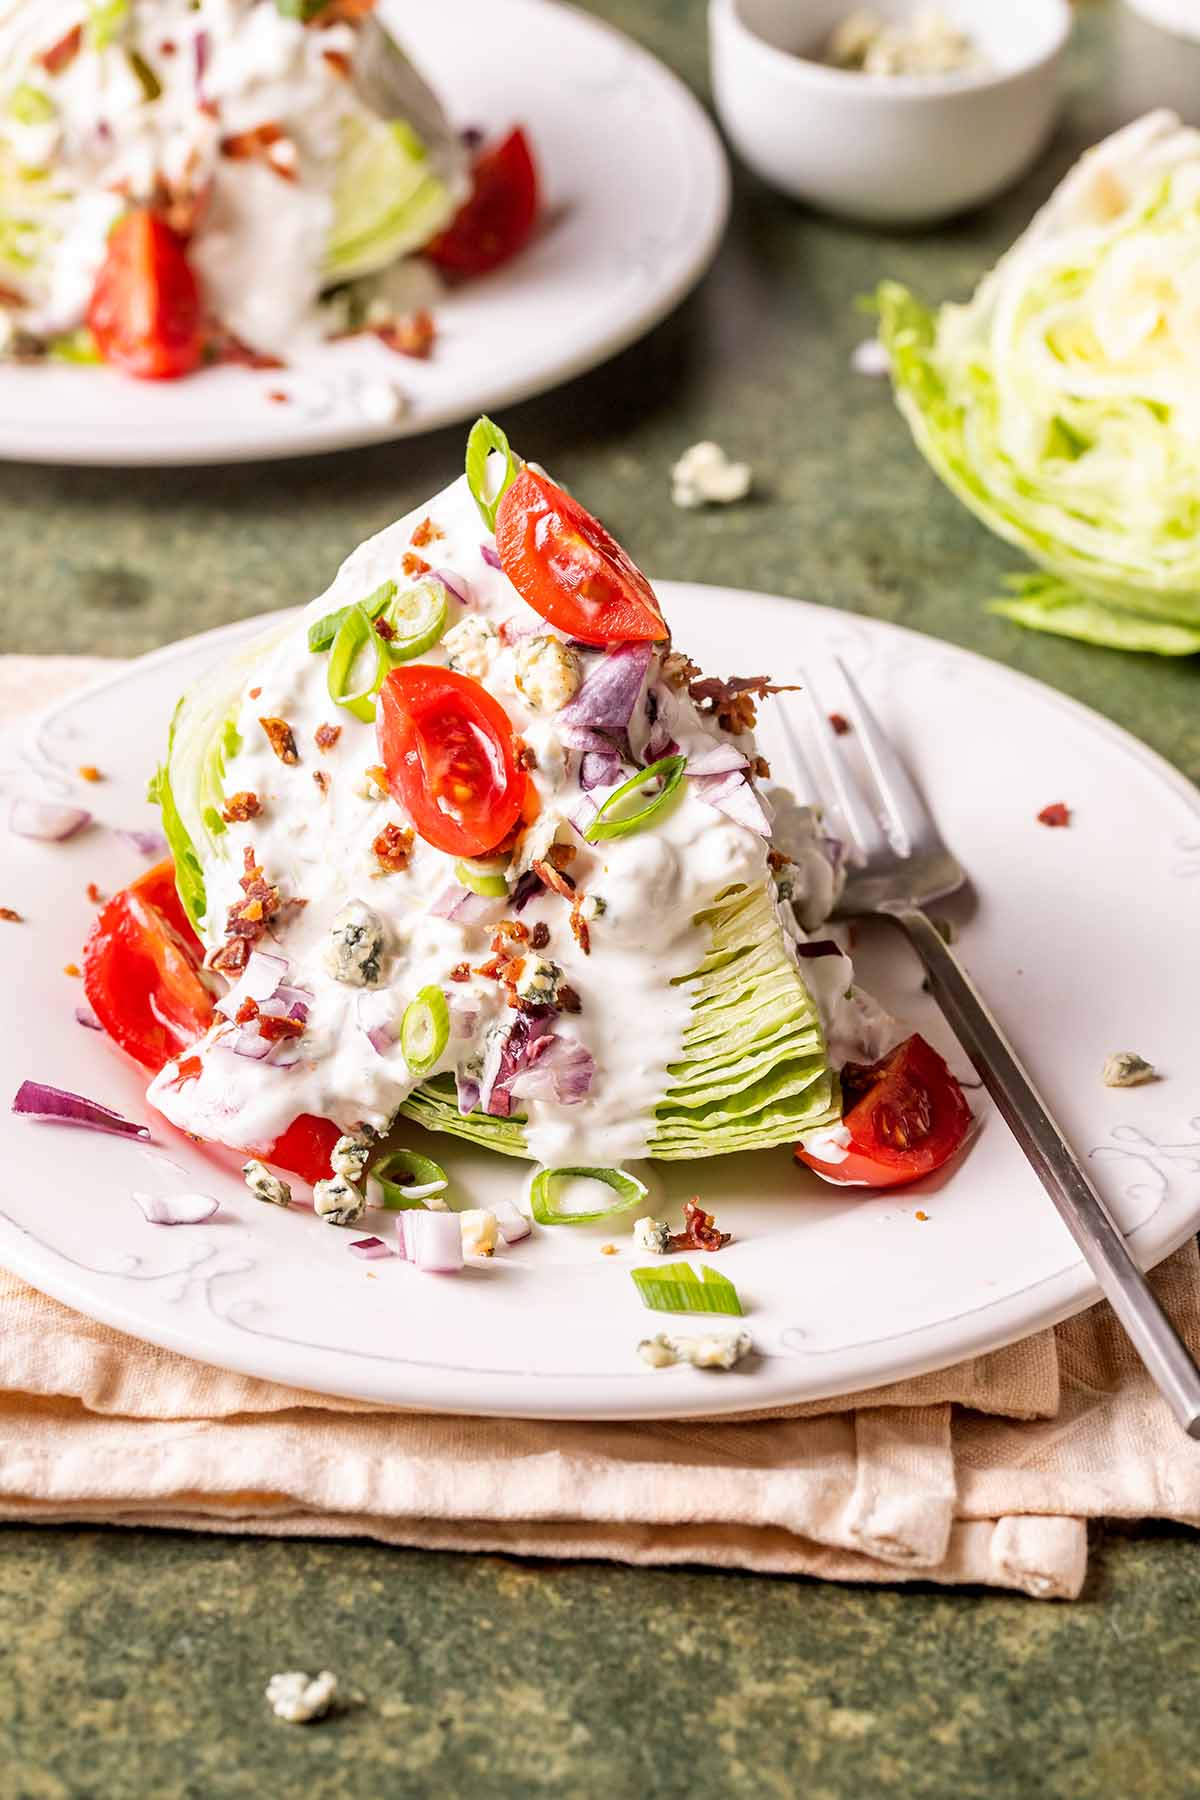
<box><xmin>887</xmin><ymin>905</ymin><xmax>1200</xmax><ymax>1438</ymax></box>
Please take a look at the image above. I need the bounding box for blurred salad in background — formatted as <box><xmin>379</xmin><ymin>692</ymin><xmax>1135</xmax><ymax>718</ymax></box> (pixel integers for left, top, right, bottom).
<box><xmin>877</xmin><ymin>110</ymin><xmax>1200</xmax><ymax>657</ymax></box>
<box><xmin>0</xmin><ymin>0</ymin><xmax>539</xmax><ymax>379</ymax></box>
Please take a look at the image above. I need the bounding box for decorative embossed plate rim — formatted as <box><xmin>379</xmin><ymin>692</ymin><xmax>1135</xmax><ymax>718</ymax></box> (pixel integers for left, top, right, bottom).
<box><xmin>1</xmin><ymin>586</ymin><xmax>1198</xmax><ymax>1420</ymax></box>
<box><xmin>0</xmin><ymin>0</ymin><xmax>729</xmax><ymax>467</ymax></box>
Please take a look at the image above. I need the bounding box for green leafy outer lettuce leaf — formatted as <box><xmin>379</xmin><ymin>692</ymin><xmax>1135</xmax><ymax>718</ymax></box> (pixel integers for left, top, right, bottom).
<box><xmin>399</xmin><ymin>881</ymin><xmax>841</xmax><ymax>1161</ymax></box>
<box><xmin>989</xmin><ymin>574</ymin><xmax>1200</xmax><ymax>656</ymax></box>
<box><xmin>874</xmin><ymin>126</ymin><xmax>1200</xmax><ymax>643</ymax></box>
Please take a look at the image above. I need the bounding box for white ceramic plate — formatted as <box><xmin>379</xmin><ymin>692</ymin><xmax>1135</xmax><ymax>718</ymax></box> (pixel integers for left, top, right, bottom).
<box><xmin>0</xmin><ymin>0</ymin><xmax>728</xmax><ymax>468</ymax></box>
<box><xmin>2</xmin><ymin>586</ymin><xmax>1199</xmax><ymax>1420</ymax></box>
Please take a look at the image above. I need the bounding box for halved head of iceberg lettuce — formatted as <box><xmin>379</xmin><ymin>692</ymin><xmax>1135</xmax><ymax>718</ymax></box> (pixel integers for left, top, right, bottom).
<box><xmin>400</xmin><ymin>882</ymin><xmax>840</xmax><ymax>1161</ymax></box>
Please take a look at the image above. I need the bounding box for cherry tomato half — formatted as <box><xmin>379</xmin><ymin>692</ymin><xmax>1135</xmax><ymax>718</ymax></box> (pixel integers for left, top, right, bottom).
<box><xmin>795</xmin><ymin>1034</ymin><xmax>973</xmax><ymax>1190</ymax></box>
<box><xmin>87</xmin><ymin>209</ymin><xmax>203</xmax><ymax>381</ymax></box>
<box><xmin>425</xmin><ymin>127</ymin><xmax>538</xmax><ymax>277</ymax></box>
<box><xmin>83</xmin><ymin>860</ymin><xmax>215</xmax><ymax>1072</ymax></box>
<box><xmin>265</xmin><ymin>1113</ymin><xmax>344</xmax><ymax>1186</ymax></box>
<box><xmin>495</xmin><ymin>468</ymin><xmax>666</xmax><ymax>647</ymax></box>
<box><xmin>377</xmin><ymin>664</ymin><xmax>526</xmax><ymax>857</ymax></box>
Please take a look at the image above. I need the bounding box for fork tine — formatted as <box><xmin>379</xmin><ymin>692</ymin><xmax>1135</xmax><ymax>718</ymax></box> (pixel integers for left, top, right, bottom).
<box><xmin>833</xmin><ymin>657</ymin><xmax>941</xmax><ymax>860</ymax></box>
<box><xmin>789</xmin><ymin>667</ymin><xmax>890</xmax><ymax>866</ymax></box>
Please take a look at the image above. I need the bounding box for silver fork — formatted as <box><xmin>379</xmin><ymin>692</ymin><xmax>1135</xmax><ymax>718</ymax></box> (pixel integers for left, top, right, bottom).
<box><xmin>787</xmin><ymin>656</ymin><xmax>1200</xmax><ymax>1437</ymax></box>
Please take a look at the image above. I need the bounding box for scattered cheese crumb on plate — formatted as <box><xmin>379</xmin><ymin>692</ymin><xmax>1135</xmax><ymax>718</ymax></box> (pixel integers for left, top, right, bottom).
<box><xmin>671</xmin><ymin>441</ymin><xmax>752</xmax><ymax>509</ymax></box>
<box><xmin>265</xmin><ymin>1669</ymin><xmax>338</xmax><ymax>1724</ymax></box>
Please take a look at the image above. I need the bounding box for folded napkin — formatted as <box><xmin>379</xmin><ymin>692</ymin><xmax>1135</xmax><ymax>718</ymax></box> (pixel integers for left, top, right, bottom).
<box><xmin>4</xmin><ymin>655</ymin><xmax>1199</xmax><ymax>1600</ymax></box>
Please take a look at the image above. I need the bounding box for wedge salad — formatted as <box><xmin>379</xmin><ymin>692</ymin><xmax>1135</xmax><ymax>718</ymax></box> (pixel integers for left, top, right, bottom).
<box><xmin>74</xmin><ymin>419</ymin><xmax>973</xmax><ymax>1239</ymax></box>
<box><xmin>0</xmin><ymin>0</ymin><xmax>538</xmax><ymax>377</ymax></box>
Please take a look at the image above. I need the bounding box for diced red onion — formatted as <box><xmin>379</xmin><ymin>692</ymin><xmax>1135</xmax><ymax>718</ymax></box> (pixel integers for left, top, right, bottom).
<box><xmin>645</xmin><ymin>727</ymin><xmax>680</xmax><ymax>763</ymax></box>
<box><xmin>455</xmin><ymin>1068</ymin><xmax>481</xmax><ymax>1115</ymax></box>
<box><xmin>480</xmin><ymin>542</ymin><xmax>501</xmax><ymax>570</ymax></box>
<box><xmin>12</xmin><ymin>1080</ymin><xmax>150</xmax><ymax>1139</ymax></box>
<box><xmin>229</xmin><ymin>1029</ymin><xmax>273</xmax><ymax>1062</ymax></box>
<box><xmin>559</xmin><ymin>641</ymin><xmax>653</xmax><ymax>733</ymax></box>
<box><xmin>397</xmin><ymin>1209</ymin><xmax>463</xmax><ymax>1272</ymax></box>
<box><xmin>115</xmin><ymin>827</ymin><xmax>168</xmax><ymax>858</ymax></box>
<box><xmin>447</xmin><ymin>997</ymin><xmax>479</xmax><ymax>1039</ymax></box>
<box><xmin>194</xmin><ymin>27</ymin><xmax>210</xmax><ymax>89</ymax></box>
<box><xmin>218</xmin><ymin>950</ymin><xmax>290</xmax><ymax>1018</ymax></box>
<box><xmin>356</xmin><ymin>987</ymin><xmax>400</xmax><ymax>1055</ymax></box>
<box><xmin>558</xmin><ymin>722</ymin><xmax>615</xmax><ymax>756</ymax></box>
<box><xmin>797</xmin><ymin>939</ymin><xmax>843</xmax><ymax>959</ymax></box>
<box><xmin>132</xmin><ymin>1189</ymin><xmax>219</xmax><ymax>1226</ymax></box>
<box><xmin>9</xmin><ymin>798</ymin><xmax>91</xmax><ymax>842</ymax></box>
<box><xmin>508</xmin><ymin>1034</ymin><xmax>595</xmax><ymax>1106</ymax></box>
<box><xmin>431</xmin><ymin>883</ymin><xmax>506</xmax><ymax>926</ymax></box>
<box><xmin>692</xmin><ymin>771</ymin><xmax>771</xmax><ymax>836</ymax></box>
<box><xmin>479</xmin><ymin>1011</ymin><xmax>558</xmax><ymax>1116</ymax></box>
<box><xmin>75</xmin><ymin>1006</ymin><xmax>102</xmax><ymax>1031</ymax></box>
<box><xmin>568</xmin><ymin>793</ymin><xmax>600</xmax><ymax>839</ymax></box>
<box><xmin>491</xmin><ymin>1198</ymin><xmax>531</xmax><ymax>1244</ymax></box>
<box><xmin>433</xmin><ymin>569</ymin><xmax>471</xmax><ymax>606</ymax></box>
<box><xmin>349</xmin><ymin>1235</ymin><xmax>392</xmax><ymax>1261</ymax></box>
<box><xmin>686</xmin><ymin>743</ymin><xmax>749</xmax><ymax>777</ymax></box>
<box><xmin>267</xmin><ymin>1035</ymin><xmax>305</xmax><ymax>1069</ymax></box>
<box><xmin>580</xmin><ymin>750</ymin><xmax>622</xmax><ymax>792</ymax></box>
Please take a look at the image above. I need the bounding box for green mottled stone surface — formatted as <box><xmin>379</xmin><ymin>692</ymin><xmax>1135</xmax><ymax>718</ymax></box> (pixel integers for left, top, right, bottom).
<box><xmin>2</xmin><ymin>3</ymin><xmax>1199</xmax><ymax>1793</ymax></box>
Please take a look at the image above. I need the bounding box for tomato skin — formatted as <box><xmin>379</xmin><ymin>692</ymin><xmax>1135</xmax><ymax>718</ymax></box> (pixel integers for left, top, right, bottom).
<box><xmin>426</xmin><ymin>127</ymin><xmax>538</xmax><ymax>276</ymax></box>
<box><xmin>83</xmin><ymin>861</ymin><xmax>215</xmax><ymax>1073</ymax></box>
<box><xmin>795</xmin><ymin>1034</ymin><xmax>973</xmax><ymax>1190</ymax></box>
<box><xmin>87</xmin><ymin>209</ymin><xmax>203</xmax><ymax>381</ymax></box>
<box><xmin>495</xmin><ymin>468</ymin><xmax>666</xmax><ymax>647</ymax></box>
<box><xmin>376</xmin><ymin>664</ymin><xmax>525</xmax><ymax>857</ymax></box>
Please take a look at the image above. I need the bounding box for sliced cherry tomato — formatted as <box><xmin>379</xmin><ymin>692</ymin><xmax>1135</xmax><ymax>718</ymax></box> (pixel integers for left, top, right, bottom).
<box><xmin>265</xmin><ymin>1113</ymin><xmax>343</xmax><ymax>1186</ymax></box>
<box><xmin>87</xmin><ymin>209</ymin><xmax>203</xmax><ymax>381</ymax></box>
<box><xmin>377</xmin><ymin>664</ymin><xmax>525</xmax><ymax>857</ymax></box>
<box><xmin>83</xmin><ymin>860</ymin><xmax>215</xmax><ymax>1073</ymax></box>
<box><xmin>795</xmin><ymin>1034</ymin><xmax>973</xmax><ymax>1190</ymax></box>
<box><xmin>495</xmin><ymin>468</ymin><xmax>667</xmax><ymax>647</ymax></box>
<box><xmin>425</xmin><ymin>127</ymin><xmax>538</xmax><ymax>277</ymax></box>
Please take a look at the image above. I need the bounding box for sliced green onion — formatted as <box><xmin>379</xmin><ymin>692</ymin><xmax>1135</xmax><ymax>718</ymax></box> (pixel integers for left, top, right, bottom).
<box><xmin>369</xmin><ymin>1148</ymin><xmax>449</xmax><ymax>1210</ymax></box>
<box><xmin>454</xmin><ymin>856</ymin><xmax>510</xmax><ymax>898</ymax></box>
<box><xmin>585</xmin><ymin>755</ymin><xmax>687</xmax><ymax>844</ymax></box>
<box><xmin>308</xmin><ymin>581</ymin><xmax>396</xmax><ymax>654</ymax></box>
<box><xmin>48</xmin><ymin>329</ymin><xmax>101</xmax><ymax>365</ymax></box>
<box><xmin>400</xmin><ymin>986</ymin><xmax>450</xmax><ymax>1075</ymax></box>
<box><xmin>127</xmin><ymin>49</ymin><xmax>162</xmax><ymax>101</ymax></box>
<box><xmin>327</xmin><ymin>604</ymin><xmax>387</xmax><ymax>723</ymax></box>
<box><xmin>7</xmin><ymin>85</ymin><xmax>55</xmax><ymax>125</ymax></box>
<box><xmin>87</xmin><ymin>0</ymin><xmax>129</xmax><ymax>48</ymax></box>
<box><xmin>631</xmin><ymin>1263</ymin><xmax>743</xmax><ymax>1317</ymax></box>
<box><xmin>466</xmin><ymin>415</ymin><xmax>520</xmax><ymax>531</ymax></box>
<box><xmin>383</xmin><ymin>579</ymin><xmax>447</xmax><ymax>662</ymax></box>
<box><xmin>529</xmin><ymin>1166</ymin><xmax>648</xmax><ymax>1227</ymax></box>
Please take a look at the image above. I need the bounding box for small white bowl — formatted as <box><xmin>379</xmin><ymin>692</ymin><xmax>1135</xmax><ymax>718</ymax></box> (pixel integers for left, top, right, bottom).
<box><xmin>709</xmin><ymin>0</ymin><xmax>1072</xmax><ymax>226</ymax></box>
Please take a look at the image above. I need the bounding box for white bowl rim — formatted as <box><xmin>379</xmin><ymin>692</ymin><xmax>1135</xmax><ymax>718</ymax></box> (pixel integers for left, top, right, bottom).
<box><xmin>710</xmin><ymin>0</ymin><xmax>1074</xmax><ymax>99</ymax></box>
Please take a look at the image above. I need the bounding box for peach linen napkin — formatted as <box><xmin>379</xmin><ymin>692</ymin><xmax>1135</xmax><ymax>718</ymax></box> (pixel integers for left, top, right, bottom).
<box><xmin>4</xmin><ymin>655</ymin><xmax>1200</xmax><ymax>1601</ymax></box>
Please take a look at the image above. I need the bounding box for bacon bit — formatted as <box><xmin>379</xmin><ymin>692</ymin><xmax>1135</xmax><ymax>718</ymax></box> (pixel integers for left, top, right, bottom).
<box><xmin>410</xmin><ymin>516</ymin><xmax>443</xmax><ymax>549</ymax></box>
<box><xmin>376</xmin><ymin>309</ymin><xmax>436</xmax><ymax>360</ymax></box>
<box><xmin>401</xmin><ymin>552</ymin><xmax>431</xmax><ymax>578</ymax></box>
<box><xmin>160</xmin><ymin>39</ymin><xmax>177</xmax><ymax>55</ymax></box>
<box><xmin>235</xmin><ymin>998</ymin><xmax>260</xmax><ymax>1025</ymax></box>
<box><xmin>309</xmin><ymin>0</ymin><xmax>377</xmax><ymax>22</ymax></box>
<box><xmin>915</xmin><ymin>1211</ymin><xmax>929</xmax><ymax>1223</ymax></box>
<box><xmin>0</xmin><ymin>907</ymin><xmax>22</xmax><ymax>924</ymax></box>
<box><xmin>547</xmin><ymin>843</ymin><xmax>576</xmax><ymax>870</ymax></box>
<box><xmin>493</xmin><ymin>919</ymin><xmax>530</xmax><ymax>945</ymax></box>
<box><xmin>450</xmin><ymin>961</ymin><xmax>471</xmax><ymax>983</ymax></box>
<box><xmin>221</xmin><ymin>790</ymin><xmax>262</xmax><ymax>824</ymax></box>
<box><xmin>210</xmin><ymin>938</ymin><xmax>248</xmax><ymax>975</ymax></box>
<box><xmin>600</xmin><ymin>1244</ymin><xmax>618</xmax><ymax>1256</ymax></box>
<box><xmin>767</xmin><ymin>850</ymin><xmax>792</xmax><ymax>872</ymax></box>
<box><xmin>85</xmin><ymin>882</ymin><xmax>105</xmax><ymax>906</ymax></box>
<box><xmin>1037</xmin><ymin>802</ymin><xmax>1071</xmax><ymax>828</ymax></box>
<box><xmin>78</xmin><ymin>765</ymin><xmax>102</xmax><ymax>783</ymax></box>
<box><xmin>63</xmin><ymin>962</ymin><xmax>81</xmax><ymax>979</ymax></box>
<box><xmin>314</xmin><ymin>722</ymin><xmax>342</xmax><ymax>753</ymax></box>
<box><xmin>751</xmin><ymin>755</ymin><xmax>771</xmax><ymax>779</ymax></box>
<box><xmin>313</xmin><ymin>770</ymin><xmax>330</xmax><ymax>796</ymax></box>
<box><xmin>211</xmin><ymin>845</ymin><xmax>283</xmax><ymax>974</ymax></box>
<box><xmin>266</xmin><ymin>390</ymin><xmax>290</xmax><ymax>405</ymax></box>
<box><xmin>0</xmin><ymin>284</ymin><xmax>25</xmax><ymax>310</ymax></box>
<box><xmin>514</xmin><ymin>736</ymin><xmax>537</xmax><ymax>772</ymax></box>
<box><xmin>168</xmin><ymin>1054</ymin><xmax>203</xmax><ymax>1088</ymax></box>
<box><xmin>365</xmin><ymin>764</ymin><xmax>388</xmax><ymax>794</ymax></box>
<box><xmin>660</xmin><ymin>650</ymin><xmax>701</xmax><ymax>689</ymax></box>
<box><xmin>322</xmin><ymin>48</ymin><xmax>352</xmax><ymax>76</ymax></box>
<box><xmin>532</xmin><ymin>857</ymin><xmax>576</xmax><ymax>900</ymax></box>
<box><xmin>569</xmin><ymin>899</ymin><xmax>591</xmax><ymax>957</ymax></box>
<box><xmin>558</xmin><ymin>983</ymin><xmax>583</xmax><ymax>1015</ymax></box>
<box><xmin>37</xmin><ymin>24</ymin><xmax>82</xmax><ymax>74</ymax></box>
<box><xmin>220</xmin><ymin>122</ymin><xmax>284</xmax><ymax>161</ymax></box>
<box><xmin>529</xmin><ymin>921</ymin><xmax>550</xmax><ymax>951</ymax></box>
<box><xmin>259</xmin><ymin>716</ymin><xmax>299</xmax><ymax>765</ymax></box>
<box><xmin>248</xmin><ymin>687</ymin><xmax>262</xmax><ymax>700</ymax></box>
<box><xmin>669</xmin><ymin>1199</ymin><xmax>731</xmax><ymax>1253</ymax></box>
<box><xmin>373</xmin><ymin>822</ymin><xmax>414</xmax><ymax>873</ymax></box>
<box><xmin>829</xmin><ymin>712</ymin><xmax>851</xmax><ymax>737</ymax></box>
<box><xmin>257</xmin><ymin>1014</ymin><xmax>304</xmax><ymax>1043</ymax></box>
<box><xmin>689</xmin><ymin>674</ymin><xmax>800</xmax><ymax>736</ymax></box>
<box><xmin>374</xmin><ymin>616</ymin><xmax>396</xmax><ymax>642</ymax></box>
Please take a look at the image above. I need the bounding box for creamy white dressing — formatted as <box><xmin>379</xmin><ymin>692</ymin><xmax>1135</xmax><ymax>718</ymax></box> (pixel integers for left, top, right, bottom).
<box><xmin>149</xmin><ymin>471</ymin><xmax>786</xmax><ymax>1173</ymax></box>
<box><xmin>0</xmin><ymin>0</ymin><xmax>454</xmax><ymax>353</ymax></box>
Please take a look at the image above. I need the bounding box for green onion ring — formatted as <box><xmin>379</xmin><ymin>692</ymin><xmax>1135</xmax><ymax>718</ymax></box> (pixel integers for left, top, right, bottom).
<box><xmin>369</xmin><ymin>1148</ymin><xmax>450</xmax><ymax>1210</ymax></box>
<box><xmin>400</xmin><ymin>985</ymin><xmax>451</xmax><ymax>1075</ymax></box>
<box><xmin>584</xmin><ymin>754</ymin><xmax>687</xmax><ymax>844</ymax></box>
<box><xmin>529</xmin><ymin>1165</ymin><xmax>648</xmax><ymax>1226</ymax></box>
